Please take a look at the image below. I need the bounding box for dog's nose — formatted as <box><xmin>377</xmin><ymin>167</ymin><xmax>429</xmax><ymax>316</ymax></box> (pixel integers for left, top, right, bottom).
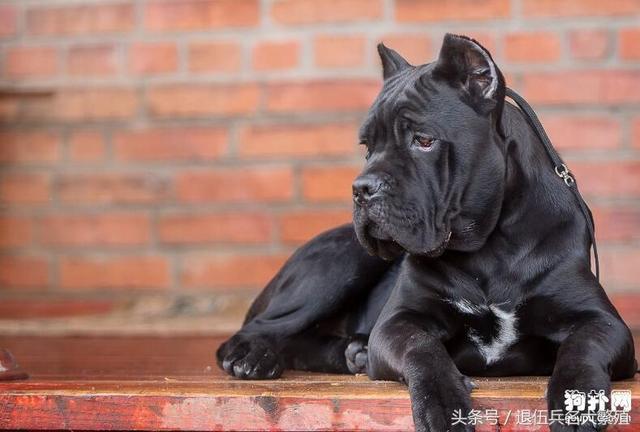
<box><xmin>352</xmin><ymin>175</ymin><xmax>383</xmax><ymax>206</ymax></box>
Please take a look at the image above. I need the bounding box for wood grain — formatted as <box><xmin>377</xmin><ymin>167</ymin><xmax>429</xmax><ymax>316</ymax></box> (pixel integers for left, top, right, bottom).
<box><xmin>0</xmin><ymin>336</ymin><xmax>638</xmax><ymax>431</ymax></box>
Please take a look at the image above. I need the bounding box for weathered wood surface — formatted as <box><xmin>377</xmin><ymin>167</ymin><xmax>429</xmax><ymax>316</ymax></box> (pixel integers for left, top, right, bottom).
<box><xmin>0</xmin><ymin>336</ymin><xmax>638</xmax><ymax>431</ymax></box>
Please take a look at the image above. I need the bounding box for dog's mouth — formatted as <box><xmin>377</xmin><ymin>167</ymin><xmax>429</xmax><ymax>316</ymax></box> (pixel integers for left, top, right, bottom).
<box><xmin>355</xmin><ymin>222</ymin><xmax>404</xmax><ymax>261</ymax></box>
<box><xmin>356</xmin><ymin>220</ymin><xmax>452</xmax><ymax>261</ymax></box>
<box><xmin>422</xmin><ymin>230</ymin><xmax>452</xmax><ymax>258</ymax></box>
<box><xmin>367</xmin><ymin>223</ymin><xmax>392</xmax><ymax>241</ymax></box>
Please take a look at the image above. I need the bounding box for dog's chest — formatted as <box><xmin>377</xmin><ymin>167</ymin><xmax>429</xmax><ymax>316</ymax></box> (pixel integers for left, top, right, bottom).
<box><xmin>448</xmin><ymin>299</ymin><xmax>519</xmax><ymax>365</ymax></box>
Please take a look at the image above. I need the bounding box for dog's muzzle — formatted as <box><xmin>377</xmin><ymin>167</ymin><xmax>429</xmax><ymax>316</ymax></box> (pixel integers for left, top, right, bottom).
<box><xmin>352</xmin><ymin>174</ymin><xmax>384</xmax><ymax>207</ymax></box>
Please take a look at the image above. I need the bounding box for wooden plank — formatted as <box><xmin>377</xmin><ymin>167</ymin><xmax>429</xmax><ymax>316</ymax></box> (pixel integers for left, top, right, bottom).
<box><xmin>0</xmin><ymin>336</ymin><xmax>638</xmax><ymax>431</ymax></box>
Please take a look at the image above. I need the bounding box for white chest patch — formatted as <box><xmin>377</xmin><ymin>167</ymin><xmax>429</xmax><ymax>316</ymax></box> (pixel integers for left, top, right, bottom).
<box><xmin>448</xmin><ymin>299</ymin><xmax>519</xmax><ymax>365</ymax></box>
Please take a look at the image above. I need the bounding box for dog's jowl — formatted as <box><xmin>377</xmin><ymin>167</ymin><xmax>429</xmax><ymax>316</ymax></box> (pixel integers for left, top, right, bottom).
<box><xmin>217</xmin><ymin>34</ymin><xmax>636</xmax><ymax>432</ymax></box>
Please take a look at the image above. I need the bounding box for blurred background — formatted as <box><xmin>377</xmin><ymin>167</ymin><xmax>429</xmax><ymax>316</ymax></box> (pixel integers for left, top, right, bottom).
<box><xmin>0</xmin><ymin>0</ymin><xmax>638</xmax><ymax>334</ymax></box>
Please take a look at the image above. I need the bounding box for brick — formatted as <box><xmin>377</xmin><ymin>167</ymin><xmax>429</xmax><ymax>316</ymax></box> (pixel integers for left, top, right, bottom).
<box><xmin>356</xmin><ymin>143</ymin><xmax>368</xmax><ymax>160</ymax></box>
<box><xmin>314</xmin><ymin>35</ymin><xmax>366</xmax><ymax>68</ymax></box>
<box><xmin>279</xmin><ymin>209</ymin><xmax>352</xmax><ymax>244</ymax></box>
<box><xmin>504</xmin><ymin>32</ymin><xmax>561</xmax><ymax>63</ymax></box>
<box><xmin>113</xmin><ymin>127</ymin><xmax>227</xmax><ymax>162</ymax></box>
<box><xmin>0</xmin><ymin>5</ymin><xmax>18</xmax><ymax>37</ymax></box>
<box><xmin>40</xmin><ymin>213</ymin><xmax>150</xmax><ymax>247</ymax></box>
<box><xmin>542</xmin><ymin>115</ymin><xmax>621</xmax><ymax>150</ymax></box>
<box><xmin>601</xmin><ymin>248</ymin><xmax>640</xmax><ymax>289</ymax></box>
<box><xmin>176</xmin><ymin>167</ymin><xmax>293</xmax><ymax>203</ymax></box>
<box><xmin>396</xmin><ymin>0</ymin><xmax>509</xmax><ymax>22</ymax></box>
<box><xmin>265</xmin><ymin>80</ymin><xmax>379</xmax><ymax>113</ymax></box>
<box><xmin>21</xmin><ymin>88</ymin><xmax>138</xmax><ymax>122</ymax></box>
<box><xmin>0</xmin><ymin>255</ymin><xmax>49</xmax><ymax>288</ymax></box>
<box><xmin>302</xmin><ymin>166</ymin><xmax>360</xmax><ymax>202</ymax></box>
<box><xmin>68</xmin><ymin>131</ymin><xmax>106</xmax><ymax>162</ymax></box>
<box><xmin>26</xmin><ymin>3</ymin><xmax>134</xmax><ymax>35</ymax></box>
<box><xmin>568</xmin><ymin>29</ymin><xmax>610</xmax><ymax>60</ymax></box>
<box><xmin>67</xmin><ymin>44</ymin><xmax>118</xmax><ymax>76</ymax></box>
<box><xmin>129</xmin><ymin>42</ymin><xmax>178</xmax><ymax>75</ymax></box>
<box><xmin>4</xmin><ymin>46</ymin><xmax>58</xmax><ymax>78</ymax></box>
<box><xmin>592</xmin><ymin>206</ymin><xmax>640</xmax><ymax>243</ymax></box>
<box><xmin>60</xmin><ymin>256</ymin><xmax>170</xmax><ymax>290</ymax></box>
<box><xmin>158</xmin><ymin>212</ymin><xmax>272</xmax><ymax>245</ymax></box>
<box><xmin>620</xmin><ymin>28</ymin><xmax>640</xmax><ymax>60</ymax></box>
<box><xmin>570</xmin><ymin>161</ymin><xmax>640</xmax><ymax>198</ymax></box>
<box><xmin>181</xmin><ymin>253</ymin><xmax>288</xmax><ymax>289</ymax></box>
<box><xmin>0</xmin><ymin>131</ymin><xmax>60</xmax><ymax>164</ymax></box>
<box><xmin>0</xmin><ymin>216</ymin><xmax>33</xmax><ymax>248</ymax></box>
<box><xmin>522</xmin><ymin>71</ymin><xmax>640</xmax><ymax>104</ymax></box>
<box><xmin>57</xmin><ymin>174</ymin><xmax>169</xmax><ymax>205</ymax></box>
<box><xmin>188</xmin><ymin>42</ymin><xmax>241</xmax><ymax>73</ymax></box>
<box><xmin>0</xmin><ymin>173</ymin><xmax>50</xmax><ymax>205</ymax></box>
<box><xmin>633</xmin><ymin>118</ymin><xmax>640</xmax><ymax>149</ymax></box>
<box><xmin>253</xmin><ymin>41</ymin><xmax>299</xmax><ymax>71</ymax></box>
<box><xmin>146</xmin><ymin>84</ymin><xmax>259</xmax><ymax>117</ymax></box>
<box><xmin>271</xmin><ymin>0</ymin><xmax>383</xmax><ymax>25</ymax></box>
<box><xmin>57</xmin><ymin>88</ymin><xmax>137</xmax><ymax>121</ymax></box>
<box><xmin>522</xmin><ymin>0</ymin><xmax>640</xmax><ymax>17</ymax></box>
<box><xmin>144</xmin><ymin>0</ymin><xmax>259</xmax><ymax>31</ymax></box>
<box><xmin>238</xmin><ymin>123</ymin><xmax>357</xmax><ymax>158</ymax></box>
<box><xmin>0</xmin><ymin>98</ymin><xmax>19</xmax><ymax>122</ymax></box>
<box><xmin>380</xmin><ymin>34</ymin><xmax>432</xmax><ymax>66</ymax></box>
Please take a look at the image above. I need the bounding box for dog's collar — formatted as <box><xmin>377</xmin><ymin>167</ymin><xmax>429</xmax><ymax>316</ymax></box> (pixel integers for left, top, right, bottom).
<box><xmin>505</xmin><ymin>87</ymin><xmax>599</xmax><ymax>282</ymax></box>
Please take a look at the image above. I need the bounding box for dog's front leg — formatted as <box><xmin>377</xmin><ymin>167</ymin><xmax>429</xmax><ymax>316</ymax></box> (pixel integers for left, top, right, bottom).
<box><xmin>368</xmin><ymin>313</ymin><xmax>474</xmax><ymax>432</ymax></box>
<box><xmin>547</xmin><ymin>312</ymin><xmax>636</xmax><ymax>432</ymax></box>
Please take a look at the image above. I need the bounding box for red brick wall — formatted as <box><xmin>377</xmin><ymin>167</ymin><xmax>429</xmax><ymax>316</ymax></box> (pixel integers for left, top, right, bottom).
<box><xmin>0</xmin><ymin>0</ymin><xmax>638</xmax><ymax>296</ymax></box>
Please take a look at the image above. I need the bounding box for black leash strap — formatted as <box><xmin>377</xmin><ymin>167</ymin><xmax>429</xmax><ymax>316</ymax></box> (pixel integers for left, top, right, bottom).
<box><xmin>505</xmin><ymin>87</ymin><xmax>600</xmax><ymax>282</ymax></box>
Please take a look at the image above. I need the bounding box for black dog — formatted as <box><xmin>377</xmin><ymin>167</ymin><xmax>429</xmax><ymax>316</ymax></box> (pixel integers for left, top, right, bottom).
<box><xmin>217</xmin><ymin>34</ymin><xmax>636</xmax><ymax>432</ymax></box>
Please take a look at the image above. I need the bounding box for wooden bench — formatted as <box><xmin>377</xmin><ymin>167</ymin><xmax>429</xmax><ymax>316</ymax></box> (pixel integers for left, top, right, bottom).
<box><xmin>0</xmin><ymin>335</ymin><xmax>638</xmax><ymax>431</ymax></box>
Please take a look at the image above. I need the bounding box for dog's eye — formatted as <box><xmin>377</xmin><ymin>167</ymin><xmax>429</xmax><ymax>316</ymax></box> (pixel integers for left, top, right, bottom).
<box><xmin>413</xmin><ymin>135</ymin><xmax>436</xmax><ymax>151</ymax></box>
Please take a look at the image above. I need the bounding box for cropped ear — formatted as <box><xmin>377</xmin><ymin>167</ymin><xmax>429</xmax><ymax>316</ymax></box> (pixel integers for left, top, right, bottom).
<box><xmin>432</xmin><ymin>33</ymin><xmax>505</xmax><ymax>116</ymax></box>
<box><xmin>377</xmin><ymin>43</ymin><xmax>411</xmax><ymax>80</ymax></box>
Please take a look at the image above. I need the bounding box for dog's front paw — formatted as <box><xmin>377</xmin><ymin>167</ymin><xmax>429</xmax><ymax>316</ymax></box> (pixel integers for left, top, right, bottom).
<box><xmin>216</xmin><ymin>334</ymin><xmax>284</xmax><ymax>380</ymax></box>
<box><xmin>547</xmin><ymin>366</ymin><xmax>611</xmax><ymax>432</ymax></box>
<box><xmin>411</xmin><ymin>372</ymin><xmax>475</xmax><ymax>432</ymax></box>
<box><xmin>345</xmin><ymin>336</ymin><xmax>368</xmax><ymax>374</ymax></box>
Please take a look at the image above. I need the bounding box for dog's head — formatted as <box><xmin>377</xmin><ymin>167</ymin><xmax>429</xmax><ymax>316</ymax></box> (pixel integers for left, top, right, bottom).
<box><xmin>353</xmin><ymin>34</ymin><xmax>507</xmax><ymax>260</ymax></box>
